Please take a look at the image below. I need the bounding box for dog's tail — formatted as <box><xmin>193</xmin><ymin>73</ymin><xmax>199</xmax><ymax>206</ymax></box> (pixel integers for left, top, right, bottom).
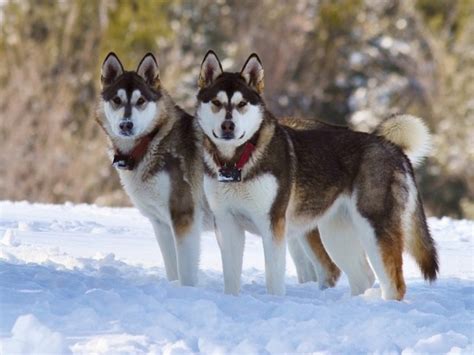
<box><xmin>406</xmin><ymin>197</ymin><xmax>439</xmax><ymax>282</ymax></box>
<box><xmin>374</xmin><ymin>114</ymin><xmax>432</xmax><ymax>168</ymax></box>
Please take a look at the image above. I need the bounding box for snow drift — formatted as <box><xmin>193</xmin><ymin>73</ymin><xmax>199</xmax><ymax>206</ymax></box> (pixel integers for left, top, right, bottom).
<box><xmin>0</xmin><ymin>201</ymin><xmax>472</xmax><ymax>353</ymax></box>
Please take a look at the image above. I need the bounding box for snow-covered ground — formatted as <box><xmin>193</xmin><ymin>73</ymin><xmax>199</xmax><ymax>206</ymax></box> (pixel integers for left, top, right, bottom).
<box><xmin>0</xmin><ymin>201</ymin><xmax>472</xmax><ymax>354</ymax></box>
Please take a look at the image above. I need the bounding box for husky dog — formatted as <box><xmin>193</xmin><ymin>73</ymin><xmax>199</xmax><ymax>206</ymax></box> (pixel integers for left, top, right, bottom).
<box><xmin>279</xmin><ymin>117</ymin><xmax>343</xmax><ymax>286</ymax></box>
<box><xmin>196</xmin><ymin>50</ymin><xmax>438</xmax><ymax>300</ymax></box>
<box><xmin>96</xmin><ymin>52</ymin><xmax>337</xmax><ymax>291</ymax></box>
<box><xmin>97</xmin><ymin>52</ymin><xmax>204</xmax><ymax>286</ymax></box>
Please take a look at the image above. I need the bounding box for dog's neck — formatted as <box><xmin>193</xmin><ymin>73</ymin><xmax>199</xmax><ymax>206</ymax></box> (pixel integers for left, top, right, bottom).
<box><xmin>204</xmin><ymin>118</ymin><xmax>275</xmax><ymax>172</ymax></box>
<box><xmin>215</xmin><ymin>143</ymin><xmax>239</xmax><ymax>161</ymax></box>
<box><xmin>204</xmin><ymin>134</ymin><xmax>258</xmax><ymax>168</ymax></box>
<box><xmin>111</xmin><ymin>124</ymin><xmax>162</xmax><ymax>170</ymax></box>
<box><xmin>111</xmin><ymin>136</ymin><xmax>143</xmax><ymax>155</ymax></box>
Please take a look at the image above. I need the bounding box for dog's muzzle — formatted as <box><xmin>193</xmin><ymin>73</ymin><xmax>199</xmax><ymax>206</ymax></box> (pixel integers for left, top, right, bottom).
<box><xmin>119</xmin><ymin>120</ymin><xmax>134</xmax><ymax>136</ymax></box>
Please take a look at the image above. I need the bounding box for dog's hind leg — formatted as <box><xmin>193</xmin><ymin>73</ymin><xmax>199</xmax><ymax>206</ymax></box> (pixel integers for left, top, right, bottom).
<box><xmin>317</xmin><ymin>200</ymin><xmax>375</xmax><ymax>296</ymax></box>
<box><xmin>151</xmin><ymin>220</ymin><xmax>178</xmax><ymax>281</ymax></box>
<box><xmin>351</xmin><ymin>208</ymin><xmax>406</xmax><ymax>300</ymax></box>
<box><xmin>298</xmin><ymin>229</ymin><xmax>341</xmax><ymax>289</ymax></box>
<box><xmin>288</xmin><ymin>236</ymin><xmax>317</xmax><ymax>283</ymax></box>
<box><xmin>352</xmin><ymin>170</ymin><xmax>409</xmax><ymax>300</ymax></box>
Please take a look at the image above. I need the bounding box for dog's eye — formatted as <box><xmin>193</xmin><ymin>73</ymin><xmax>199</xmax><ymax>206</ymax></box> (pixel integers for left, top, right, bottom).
<box><xmin>211</xmin><ymin>100</ymin><xmax>222</xmax><ymax>108</ymax></box>
<box><xmin>136</xmin><ymin>97</ymin><xmax>146</xmax><ymax>106</ymax></box>
<box><xmin>237</xmin><ymin>101</ymin><xmax>247</xmax><ymax>108</ymax></box>
<box><xmin>112</xmin><ymin>96</ymin><xmax>122</xmax><ymax>105</ymax></box>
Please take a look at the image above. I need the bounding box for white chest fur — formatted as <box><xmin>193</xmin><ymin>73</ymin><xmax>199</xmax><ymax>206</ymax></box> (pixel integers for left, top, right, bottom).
<box><xmin>204</xmin><ymin>173</ymin><xmax>278</xmax><ymax>220</ymax></box>
<box><xmin>118</xmin><ymin>170</ymin><xmax>171</xmax><ymax>224</ymax></box>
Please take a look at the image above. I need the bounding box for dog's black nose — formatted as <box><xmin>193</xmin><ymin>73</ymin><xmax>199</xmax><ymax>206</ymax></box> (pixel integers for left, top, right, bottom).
<box><xmin>221</xmin><ymin>120</ymin><xmax>235</xmax><ymax>134</ymax></box>
<box><xmin>119</xmin><ymin>121</ymin><xmax>133</xmax><ymax>131</ymax></box>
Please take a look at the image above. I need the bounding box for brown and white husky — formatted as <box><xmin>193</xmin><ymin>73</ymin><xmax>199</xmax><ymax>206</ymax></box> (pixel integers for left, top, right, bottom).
<box><xmin>195</xmin><ymin>50</ymin><xmax>438</xmax><ymax>300</ymax></box>
<box><xmin>96</xmin><ymin>52</ymin><xmax>339</xmax><ymax>291</ymax></box>
<box><xmin>97</xmin><ymin>52</ymin><xmax>205</xmax><ymax>286</ymax></box>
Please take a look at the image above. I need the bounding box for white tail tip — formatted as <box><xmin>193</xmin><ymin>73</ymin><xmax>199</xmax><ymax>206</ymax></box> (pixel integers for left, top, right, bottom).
<box><xmin>375</xmin><ymin>114</ymin><xmax>432</xmax><ymax>168</ymax></box>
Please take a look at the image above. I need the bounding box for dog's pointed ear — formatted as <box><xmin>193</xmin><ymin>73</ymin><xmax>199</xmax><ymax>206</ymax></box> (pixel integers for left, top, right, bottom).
<box><xmin>240</xmin><ymin>53</ymin><xmax>264</xmax><ymax>94</ymax></box>
<box><xmin>198</xmin><ymin>50</ymin><xmax>223</xmax><ymax>89</ymax></box>
<box><xmin>137</xmin><ymin>53</ymin><xmax>160</xmax><ymax>87</ymax></box>
<box><xmin>101</xmin><ymin>52</ymin><xmax>124</xmax><ymax>87</ymax></box>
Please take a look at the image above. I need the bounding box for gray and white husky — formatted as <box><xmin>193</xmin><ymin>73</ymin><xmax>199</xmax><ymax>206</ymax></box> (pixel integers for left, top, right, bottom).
<box><xmin>196</xmin><ymin>50</ymin><xmax>438</xmax><ymax>300</ymax></box>
<box><xmin>97</xmin><ymin>52</ymin><xmax>340</xmax><ymax>292</ymax></box>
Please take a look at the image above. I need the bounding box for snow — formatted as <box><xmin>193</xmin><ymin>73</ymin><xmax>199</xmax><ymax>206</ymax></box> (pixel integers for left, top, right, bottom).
<box><xmin>0</xmin><ymin>201</ymin><xmax>473</xmax><ymax>354</ymax></box>
<box><xmin>1</xmin><ymin>314</ymin><xmax>70</xmax><ymax>354</ymax></box>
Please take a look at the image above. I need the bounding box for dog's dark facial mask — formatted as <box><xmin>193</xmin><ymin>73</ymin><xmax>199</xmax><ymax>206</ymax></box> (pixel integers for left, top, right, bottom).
<box><xmin>196</xmin><ymin>51</ymin><xmax>265</xmax><ymax>148</ymax></box>
<box><xmin>100</xmin><ymin>52</ymin><xmax>162</xmax><ymax>139</ymax></box>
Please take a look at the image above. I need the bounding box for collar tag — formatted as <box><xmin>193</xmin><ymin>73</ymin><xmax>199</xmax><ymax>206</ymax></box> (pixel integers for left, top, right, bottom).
<box><xmin>215</xmin><ymin>141</ymin><xmax>255</xmax><ymax>183</ymax></box>
<box><xmin>113</xmin><ymin>155</ymin><xmax>134</xmax><ymax>170</ymax></box>
<box><xmin>218</xmin><ymin>166</ymin><xmax>241</xmax><ymax>182</ymax></box>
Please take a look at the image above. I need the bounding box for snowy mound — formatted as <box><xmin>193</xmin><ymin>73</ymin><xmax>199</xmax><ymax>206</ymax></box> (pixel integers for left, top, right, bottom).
<box><xmin>0</xmin><ymin>201</ymin><xmax>472</xmax><ymax>353</ymax></box>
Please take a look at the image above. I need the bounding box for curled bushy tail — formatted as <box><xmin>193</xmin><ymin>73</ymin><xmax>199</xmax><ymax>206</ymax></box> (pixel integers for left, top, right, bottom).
<box><xmin>375</xmin><ymin>114</ymin><xmax>432</xmax><ymax>168</ymax></box>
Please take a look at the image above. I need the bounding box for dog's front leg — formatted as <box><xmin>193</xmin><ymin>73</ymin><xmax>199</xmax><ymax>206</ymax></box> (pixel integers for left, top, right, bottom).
<box><xmin>261</xmin><ymin>217</ymin><xmax>287</xmax><ymax>296</ymax></box>
<box><xmin>261</xmin><ymin>234</ymin><xmax>286</xmax><ymax>296</ymax></box>
<box><xmin>172</xmin><ymin>213</ymin><xmax>201</xmax><ymax>287</ymax></box>
<box><xmin>214</xmin><ymin>213</ymin><xmax>245</xmax><ymax>295</ymax></box>
<box><xmin>151</xmin><ymin>219</ymin><xmax>178</xmax><ymax>281</ymax></box>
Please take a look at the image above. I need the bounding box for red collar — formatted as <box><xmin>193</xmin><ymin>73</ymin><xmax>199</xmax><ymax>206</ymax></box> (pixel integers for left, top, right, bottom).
<box><xmin>113</xmin><ymin>126</ymin><xmax>160</xmax><ymax>170</ymax></box>
<box><xmin>214</xmin><ymin>141</ymin><xmax>256</xmax><ymax>169</ymax></box>
<box><xmin>235</xmin><ymin>141</ymin><xmax>256</xmax><ymax>169</ymax></box>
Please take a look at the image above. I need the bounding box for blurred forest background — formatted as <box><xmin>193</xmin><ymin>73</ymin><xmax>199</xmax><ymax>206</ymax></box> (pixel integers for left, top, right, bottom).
<box><xmin>0</xmin><ymin>0</ymin><xmax>473</xmax><ymax>218</ymax></box>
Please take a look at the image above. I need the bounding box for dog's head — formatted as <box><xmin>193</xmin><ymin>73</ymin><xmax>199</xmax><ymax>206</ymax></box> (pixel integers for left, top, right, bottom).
<box><xmin>99</xmin><ymin>52</ymin><xmax>163</xmax><ymax>140</ymax></box>
<box><xmin>196</xmin><ymin>51</ymin><xmax>265</xmax><ymax>148</ymax></box>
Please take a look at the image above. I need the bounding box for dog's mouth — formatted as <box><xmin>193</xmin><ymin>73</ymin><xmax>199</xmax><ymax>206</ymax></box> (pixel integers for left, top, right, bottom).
<box><xmin>212</xmin><ymin>130</ymin><xmax>245</xmax><ymax>141</ymax></box>
<box><xmin>119</xmin><ymin>130</ymin><xmax>134</xmax><ymax>137</ymax></box>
